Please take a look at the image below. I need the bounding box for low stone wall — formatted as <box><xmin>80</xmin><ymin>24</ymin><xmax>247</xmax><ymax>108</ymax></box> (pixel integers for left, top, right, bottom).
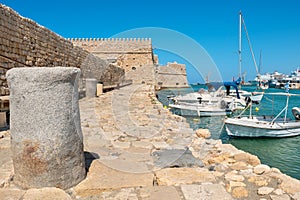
<box><xmin>0</xmin><ymin>4</ymin><xmax>124</xmax><ymax>96</ymax></box>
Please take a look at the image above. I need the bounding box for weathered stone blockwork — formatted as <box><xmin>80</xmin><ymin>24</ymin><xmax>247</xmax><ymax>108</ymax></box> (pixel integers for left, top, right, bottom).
<box><xmin>0</xmin><ymin>4</ymin><xmax>124</xmax><ymax>96</ymax></box>
<box><xmin>156</xmin><ymin>62</ymin><xmax>189</xmax><ymax>88</ymax></box>
<box><xmin>70</xmin><ymin>38</ymin><xmax>154</xmax><ymax>72</ymax></box>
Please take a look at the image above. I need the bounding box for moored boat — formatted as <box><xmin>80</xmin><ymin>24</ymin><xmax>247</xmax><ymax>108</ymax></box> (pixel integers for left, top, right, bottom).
<box><xmin>169</xmin><ymin>102</ymin><xmax>231</xmax><ymax>117</ymax></box>
<box><xmin>168</xmin><ymin>78</ymin><xmax>264</xmax><ymax>117</ymax></box>
<box><xmin>224</xmin><ymin>92</ymin><xmax>300</xmax><ymax>137</ymax></box>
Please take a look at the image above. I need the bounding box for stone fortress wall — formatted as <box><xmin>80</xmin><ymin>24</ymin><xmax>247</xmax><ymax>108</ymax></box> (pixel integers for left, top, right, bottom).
<box><xmin>0</xmin><ymin>4</ymin><xmax>124</xmax><ymax>96</ymax></box>
<box><xmin>70</xmin><ymin>38</ymin><xmax>155</xmax><ymax>72</ymax></box>
<box><xmin>71</xmin><ymin>39</ymin><xmax>190</xmax><ymax>88</ymax></box>
<box><xmin>0</xmin><ymin>3</ymin><xmax>189</xmax><ymax>96</ymax></box>
<box><xmin>156</xmin><ymin>62</ymin><xmax>189</xmax><ymax>88</ymax></box>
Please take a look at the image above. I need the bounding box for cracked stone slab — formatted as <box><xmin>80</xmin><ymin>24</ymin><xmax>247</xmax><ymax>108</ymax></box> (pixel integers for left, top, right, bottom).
<box><xmin>152</xmin><ymin>148</ymin><xmax>203</xmax><ymax>169</ymax></box>
<box><xmin>73</xmin><ymin>161</ymin><xmax>154</xmax><ymax>197</ymax></box>
<box><xmin>155</xmin><ymin>168</ymin><xmax>216</xmax><ymax>186</ymax></box>
<box><xmin>181</xmin><ymin>184</ymin><xmax>233</xmax><ymax>200</ymax></box>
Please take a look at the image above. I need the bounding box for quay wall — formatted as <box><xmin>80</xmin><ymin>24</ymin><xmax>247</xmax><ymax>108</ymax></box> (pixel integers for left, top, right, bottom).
<box><xmin>0</xmin><ymin>4</ymin><xmax>124</xmax><ymax>96</ymax></box>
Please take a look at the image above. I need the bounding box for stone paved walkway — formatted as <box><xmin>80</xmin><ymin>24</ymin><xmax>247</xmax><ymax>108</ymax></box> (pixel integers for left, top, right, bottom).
<box><xmin>73</xmin><ymin>83</ymin><xmax>300</xmax><ymax>199</ymax></box>
<box><xmin>1</xmin><ymin>82</ymin><xmax>300</xmax><ymax>199</ymax></box>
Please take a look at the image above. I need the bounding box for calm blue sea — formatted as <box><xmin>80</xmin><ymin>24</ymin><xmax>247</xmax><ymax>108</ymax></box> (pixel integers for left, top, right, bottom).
<box><xmin>157</xmin><ymin>85</ymin><xmax>300</xmax><ymax>180</ymax></box>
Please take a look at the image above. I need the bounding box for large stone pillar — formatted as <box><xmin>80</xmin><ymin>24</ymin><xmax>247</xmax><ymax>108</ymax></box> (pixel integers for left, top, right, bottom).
<box><xmin>6</xmin><ymin>67</ymin><xmax>86</xmax><ymax>189</ymax></box>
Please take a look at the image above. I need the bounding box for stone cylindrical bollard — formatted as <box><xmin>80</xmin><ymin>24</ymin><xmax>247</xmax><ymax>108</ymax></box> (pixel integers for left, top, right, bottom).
<box><xmin>6</xmin><ymin>67</ymin><xmax>86</xmax><ymax>189</ymax></box>
<box><xmin>85</xmin><ymin>78</ymin><xmax>97</xmax><ymax>97</ymax></box>
<box><xmin>96</xmin><ymin>83</ymin><xmax>103</xmax><ymax>97</ymax></box>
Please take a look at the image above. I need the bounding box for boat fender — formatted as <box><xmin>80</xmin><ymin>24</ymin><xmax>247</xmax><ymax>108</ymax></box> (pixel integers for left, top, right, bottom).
<box><xmin>292</xmin><ymin>107</ymin><xmax>300</xmax><ymax>120</ymax></box>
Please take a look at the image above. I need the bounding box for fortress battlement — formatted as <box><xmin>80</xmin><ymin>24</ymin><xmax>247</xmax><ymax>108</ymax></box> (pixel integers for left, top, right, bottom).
<box><xmin>68</xmin><ymin>38</ymin><xmax>151</xmax><ymax>42</ymax></box>
<box><xmin>69</xmin><ymin>38</ymin><xmax>152</xmax><ymax>53</ymax></box>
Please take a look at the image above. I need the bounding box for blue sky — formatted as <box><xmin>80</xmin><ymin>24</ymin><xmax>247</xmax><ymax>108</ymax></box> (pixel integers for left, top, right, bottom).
<box><xmin>1</xmin><ymin>0</ymin><xmax>300</xmax><ymax>83</ymax></box>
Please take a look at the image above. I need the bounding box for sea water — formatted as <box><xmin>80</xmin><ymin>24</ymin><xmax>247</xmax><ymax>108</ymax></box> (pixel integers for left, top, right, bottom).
<box><xmin>157</xmin><ymin>85</ymin><xmax>300</xmax><ymax>180</ymax></box>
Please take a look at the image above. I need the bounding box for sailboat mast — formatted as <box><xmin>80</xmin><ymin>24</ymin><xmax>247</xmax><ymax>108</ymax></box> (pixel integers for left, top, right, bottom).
<box><xmin>238</xmin><ymin>11</ymin><xmax>242</xmax><ymax>79</ymax></box>
<box><xmin>259</xmin><ymin>50</ymin><xmax>262</xmax><ymax>74</ymax></box>
<box><xmin>242</xmin><ymin>13</ymin><xmax>259</xmax><ymax>76</ymax></box>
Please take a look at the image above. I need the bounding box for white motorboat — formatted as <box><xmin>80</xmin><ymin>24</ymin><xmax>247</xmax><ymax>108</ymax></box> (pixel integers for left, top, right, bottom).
<box><xmin>168</xmin><ymin>79</ymin><xmax>264</xmax><ymax>117</ymax></box>
<box><xmin>169</xmin><ymin>101</ymin><xmax>231</xmax><ymax>117</ymax></box>
<box><xmin>169</xmin><ymin>90</ymin><xmax>222</xmax><ymax>105</ymax></box>
<box><xmin>224</xmin><ymin>92</ymin><xmax>300</xmax><ymax>138</ymax></box>
<box><xmin>168</xmin><ymin>85</ymin><xmax>245</xmax><ymax>117</ymax></box>
<box><xmin>223</xmin><ymin>76</ymin><xmax>264</xmax><ymax>106</ymax></box>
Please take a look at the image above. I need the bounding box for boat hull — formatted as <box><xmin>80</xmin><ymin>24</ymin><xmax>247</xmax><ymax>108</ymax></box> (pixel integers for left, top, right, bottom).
<box><xmin>225</xmin><ymin>117</ymin><xmax>300</xmax><ymax>137</ymax></box>
<box><xmin>169</xmin><ymin>104</ymin><xmax>230</xmax><ymax>117</ymax></box>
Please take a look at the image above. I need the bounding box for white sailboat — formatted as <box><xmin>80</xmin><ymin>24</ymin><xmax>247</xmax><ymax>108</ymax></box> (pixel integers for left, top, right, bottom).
<box><xmin>224</xmin><ymin>92</ymin><xmax>300</xmax><ymax>137</ymax></box>
<box><xmin>238</xmin><ymin>11</ymin><xmax>268</xmax><ymax>90</ymax></box>
<box><xmin>224</xmin><ymin>11</ymin><xmax>264</xmax><ymax>104</ymax></box>
<box><xmin>167</xmin><ymin>11</ymin><xmax>265</xmax><ymax>117</ymax></box>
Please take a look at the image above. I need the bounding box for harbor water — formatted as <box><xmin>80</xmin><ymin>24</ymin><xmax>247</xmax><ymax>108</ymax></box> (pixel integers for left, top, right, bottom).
<box><xmin>157</xmin><ymin>85</ymin><xmax>300</xmax><ymax>180</ymax></box>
